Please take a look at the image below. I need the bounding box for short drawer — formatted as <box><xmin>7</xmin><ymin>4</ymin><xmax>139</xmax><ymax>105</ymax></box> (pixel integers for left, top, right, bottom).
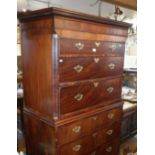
<box><xmin>57</xmin><ymin>120</ymin><xmax>83</xmax><ymax>146</ymax></box>
<box><xmin>82</xmin><ymin>111</ymin><xmax>121</xmax><ymax>135</ymax></box>
<box><xmin>59</xmin><ymin>134</ymin><xmax>94</xmax><ymax>155</ymax></box>
<box><xmin>58</xmin><ymin>125</ymin><xmax>120</xmax><ymax>155</ymax></box>
<box><xmin>82</xmin><ymin>116</ymin><xmax>121</xmax><ymax>138</ymax></box>
<box><xmin>59</xmin><ymin>38</ymin><xmax>125</xmax><ymax>57</ymax></box>
<box><xmin>60</xmin><ymin>77</ymin><xmax>122</xmax><ymax>114</ymax></box>
<box><xmin>57</xmin><ymin>108</ymin><xmax>122</xmax><ymax>145</ymax></box>
<box><xmin>59</xmin><ymin>57</ymin><xmax>123</xmax><ymax>82</ymax></box>
<box><xmin>83</xmin><ymin>122</ymin><xmax>121</xmax><ymax>149</ymax></box>
<box><xmin>88</xmin><ymin>138</ymin><xmax>120</xmax><ymax>155</ymax></box>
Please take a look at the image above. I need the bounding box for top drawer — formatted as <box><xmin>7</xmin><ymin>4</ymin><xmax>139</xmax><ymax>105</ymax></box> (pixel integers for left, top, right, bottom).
<box><xmin>59</xmin><ymin>39</ymin><xmax>125</xmax><ymax>57</ymax></box>
<box><xmin>55</xmin><ymin>17</ymin><xmax>128</xmax><ymax>37</ymax></box>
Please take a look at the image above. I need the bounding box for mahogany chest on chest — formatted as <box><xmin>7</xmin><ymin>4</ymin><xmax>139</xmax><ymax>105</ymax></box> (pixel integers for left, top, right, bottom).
<box><xmin>18</xmin><ymin>7</ymin><xmax>131</xmax><ymax>155</ymax></box>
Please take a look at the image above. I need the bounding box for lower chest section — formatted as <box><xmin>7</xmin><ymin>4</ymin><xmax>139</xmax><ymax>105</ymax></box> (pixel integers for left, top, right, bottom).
<box><xmin>24</xmin><ymin>106</ymin><xmax>122</xmax><ymax>155</ymax></box>
<box><xmin>55</xmin><ymin>107</ymin><xmax>122</xmax><ymax>155</ymax></box>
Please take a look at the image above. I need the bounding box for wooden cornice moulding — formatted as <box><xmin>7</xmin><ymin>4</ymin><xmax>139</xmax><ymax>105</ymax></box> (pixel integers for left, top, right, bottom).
<box><xmin>17</xmin><ymin>7</ymin><xmax>131</xmax><ymax>28</ymax></box>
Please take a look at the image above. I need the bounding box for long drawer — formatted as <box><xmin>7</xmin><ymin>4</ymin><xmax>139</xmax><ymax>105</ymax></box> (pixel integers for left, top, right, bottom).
<box><xmin>60</xmin><ymin>77</ymin><xmax>122</xmax><ymax>114</ymax></box>
<box><xmin>57</xmin><ymin>108</ymin><xmax>122</xmax><ymax>145</ymax></box>
<box><xmin>58</xmin><ymin>135</ymin><xmax>120</xmax><ymax>155</ymax></box>
<box><xmin>59</xmin><ymin>38</ymin><xmax>125</xmax><ymax>57</ymax></box>
<box><xmin>59</xmin><ymin>57</ymin><xmax>124</xmax><ymax>82</ymax></box>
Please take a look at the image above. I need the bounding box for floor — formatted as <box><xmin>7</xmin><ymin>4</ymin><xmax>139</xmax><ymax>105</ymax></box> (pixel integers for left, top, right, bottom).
<box><xmin>119</xmin><ymin>136</ymin><xmax>137</xmax><ymax>155</ymax></box>
<box><xmin>17</xmin><ymin>129</ymin><xmax>26</xmax><ymax>154</ymax></box>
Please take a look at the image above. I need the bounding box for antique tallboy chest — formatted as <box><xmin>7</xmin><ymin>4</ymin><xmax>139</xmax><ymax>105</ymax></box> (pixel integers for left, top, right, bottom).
<box><xmin>18</xmin><ymin>7</ymin><xmax>131</xmax><ymax>155</ymax></box>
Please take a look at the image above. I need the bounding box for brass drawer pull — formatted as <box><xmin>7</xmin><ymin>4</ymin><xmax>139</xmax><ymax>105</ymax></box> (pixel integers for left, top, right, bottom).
<box><xmin>91</xmin><ymin>116</ymin><xmax>97</xmax><ymax>121</ymax></box>
<box><xmin>106</xmin><ymin>146</ymin><xmax>112</xmax><ymax>152</ymax></box>
<box><xmin>108</xmin><ymin>63</ymin><xmax>115</xmax><ymax>70</ymax></box>
<box><xmin>95</xmin><ymin>42</ymin><xmax>101</xmax><ymax>47</ymax></box>
<box><xmin>91</xmin><ymin>151</ymin><xmax>96</xmax><ymax>155</ymax></box>
<box><xmin>92</xmin><ymin>132</ymin><xmax>98</xmax><ymax>138</ymax></box>
<box><xmin>73</xmin><ymin>144</ymin><xmax>81</xmax><ymax>152</ymax></box>
<box><xmin>109</xmin><ymin>44</ymin><xmax>117</xmax><ymax>51</ymax></box>
<box><xmin>75</xmin><ymin>42</ymin><xmax>84</xmax><ymax>50</ymax></box>
<box><xmin>93</xmin><ymin>82</ymin><xmax>99</xmax><ymax>87</ymax></box>
<box><xmin>74</xmin><ymin>65</ymin><xmax>83</xmax><ymax>73</ymax></box>
<box><xmin>106</xmin><ymin>129</ymin><xmax>113</xmax><ymax>135</ymax></box>
<box><xmin>72</xmin><ymin>126</ymin><xmax>81</xmax><ymax>133</ymax></box>
<box><xmin>74</xmin><ymin>93</ymin><xmax>83</xmax><ymax>101</ymax></box>
<box><xmin>108</xmin><ymin>113</ymin><xmax>114</xmax><ymax>119</ymax></box>
<box><xmin>94</xmin><ymin>57</ymin><xmax>100</xmax><ymax>63</ymax></box>
<box><xmin>107</xmin><ymin>87</ymin><xmax>114</xmax><ymax>93</ymax></box>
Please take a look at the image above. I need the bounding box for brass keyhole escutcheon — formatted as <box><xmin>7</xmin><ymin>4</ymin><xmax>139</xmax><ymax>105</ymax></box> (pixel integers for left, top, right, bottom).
<box><xmin>94</xmin><ymin>58</ymin><xmax>100</xmax><ymax>63</ymax></box>
<box><xmin>93</xmin><ymin>82</ymin><xmax>99</xmax><ymax>87</ymax></box>
<box><xmin>95</xmin><ymin>42</ymin><xmax>101</xmax><ymax>47</ymax></box>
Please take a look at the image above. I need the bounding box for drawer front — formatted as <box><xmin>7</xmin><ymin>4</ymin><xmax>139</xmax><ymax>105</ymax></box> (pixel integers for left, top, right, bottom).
<box><xmin>59</xmin><ymin>57</ymin><xmax>123</xmax><ymax>82</ymax></box>
<box><xmin>83</xmin><ymin>123</ymin><xmax>121</xmax><ymax>149</ymax></box>
<box><xmin>60</xmin><ymin>38</ymin><xmax>125</xmax><ymax>56</ymax></box>
<box><xmin>102</xmin><ymin>123</ymin><xmax>121</xmax><ymax>143</ymax></box>
<box><xmin>59</xmin><ymin>135</ymin><xmax>94</xmax><ymax>155</ymax></box>
<box><xmin>60</xmin><ymin>78</ymin><xmax>122</xmax><ymax>114</ymax></box>
<box><xmin>59</xmin><ymin>125</ymin><xmax>120</xmax><ymax>155</ymax></box>
<box><xmin>88</xmin><ymin>139</ymin><xmax>120</xmax><ymax>155</ymax></box>
<box><xmin>83</xmin><ymin>108</ymin><xmax>122</xmax><ymax>134</ymax></box>
<box><xmin>57</xmin><ymin>120</ymin><xmax>83</xmax><ymax>146</ymax></box>
<box><xmin>57</xmin><ymin>108</ymin><xmax>122</xmax><ymax>145</ymax></box>
<box><xmin>99</xmin><ymin>139</ymin><xmax>120</xmax><ymax>155</ymax></box>
<box><xmin>55</xmin><ymin>17</ymin><xmax>128</xmax><ymax>36</ymax></box>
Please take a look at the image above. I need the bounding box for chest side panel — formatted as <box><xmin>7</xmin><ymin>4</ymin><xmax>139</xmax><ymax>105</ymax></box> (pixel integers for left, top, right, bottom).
<box><xmin>21</xmin><ymin>17</ymin><xmax>54</xmax><ymax>118</ymax></box>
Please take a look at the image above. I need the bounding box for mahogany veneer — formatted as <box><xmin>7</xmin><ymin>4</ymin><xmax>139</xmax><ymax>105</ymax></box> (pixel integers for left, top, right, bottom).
<box><xmin>18</xmin><ymin>7</ymin><xmax>131</xmax><ymax>155</ymax></box>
